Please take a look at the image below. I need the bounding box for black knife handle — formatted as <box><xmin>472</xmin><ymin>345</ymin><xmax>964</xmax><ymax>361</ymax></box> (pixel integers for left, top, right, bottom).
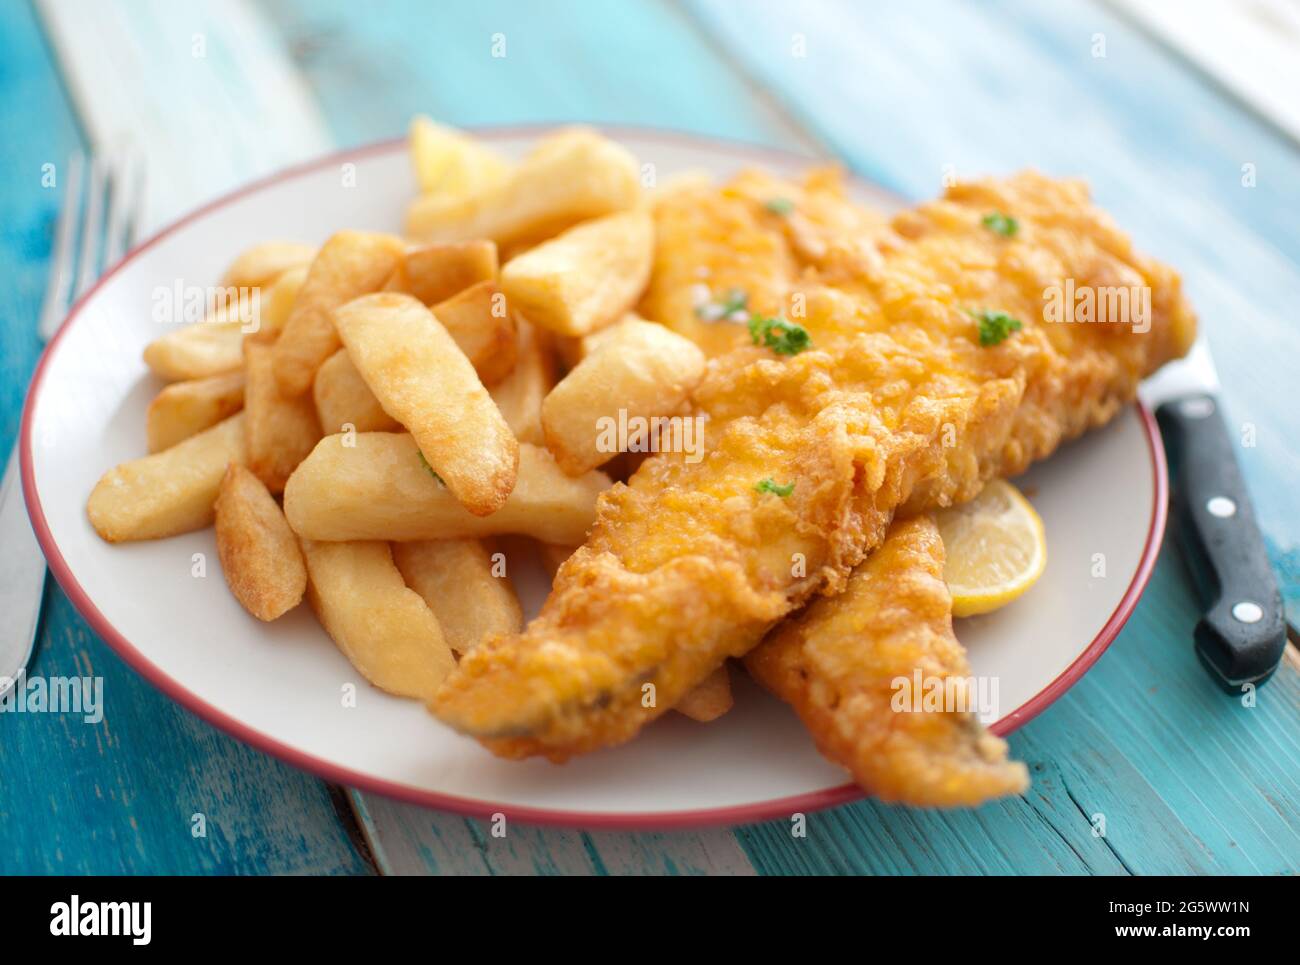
<box><xmin>1156</xmin><ymin>394</ymin><xmax>1286</xmax><ymax>691</ymax></box>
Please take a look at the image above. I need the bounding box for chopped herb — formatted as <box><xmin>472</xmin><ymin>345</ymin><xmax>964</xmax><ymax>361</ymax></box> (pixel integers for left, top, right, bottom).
<box><xmin>765</xmin><ymin>197</ymin><xmax>795</xmax><ymax>216</ymax></box>
<box><xmin>972</xmin><ymin>309</ymin><xmax>1023</xmax><ymax>346</ymax></box>
<box><xmin>748</xmin><ymin>314</ymin><xmax>812</xmax><ymax>356</ymax></box>
<box><xmin>755</xmin><ymin>478</ymin><xmax>795</xmax><ymax>497</ymax></box>
<box><xmin>981</xmin><ymin>212</ymin><xmax>1018</xmax><ymax>237</ymax></box>
<box><xmin>695</xmin><ymin>287</ymin><xmax>749</xmax><ymax>322</ymax></box>
<box><xmin>417</xmin><ymin>451</ymin><xmax>444</xmax><ymax>484</ymax></box>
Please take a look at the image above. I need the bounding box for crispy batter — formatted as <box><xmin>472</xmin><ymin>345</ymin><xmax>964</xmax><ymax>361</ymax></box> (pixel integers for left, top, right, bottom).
<box><xmin>747</xmin><ymin>515</ymin><xmax>1027</xmax><ymax>805</ymax></box>
<box><xmin>638</xmin><ymin>166</ymin><xmax>893</xmax><ymax>356</ymax></box>
<box><xmin>431</xmin><ymin>171</ymin><xmax>1196</xmax><ymax>760</ymax></box>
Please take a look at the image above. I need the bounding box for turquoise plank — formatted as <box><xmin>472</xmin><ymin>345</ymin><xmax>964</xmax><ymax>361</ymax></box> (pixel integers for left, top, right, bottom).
<box><xmin>0</xmin><ymin>0</ymin><xmax>370</xmax><ymax>875</ymax></box>
<box><xmin>264</xmin><ymin>0</ymin><xmax>810</xmax><ymax>147</ymax></box>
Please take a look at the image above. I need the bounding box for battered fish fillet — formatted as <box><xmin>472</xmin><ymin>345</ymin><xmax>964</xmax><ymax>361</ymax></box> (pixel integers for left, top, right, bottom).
<box><xmin>639</xmin><ymin>166</ymin><xmax>893</xmax><ymax>356</ymax></box>
<box><xmin>432</xmin><ymin>171</ymin><xmax>1197</xmax><ymax>761</ymax></box>
<box><xmin>746</xmin><ymin>515</ymin><xmax>1028</xmax><ymax>805</ymax></box>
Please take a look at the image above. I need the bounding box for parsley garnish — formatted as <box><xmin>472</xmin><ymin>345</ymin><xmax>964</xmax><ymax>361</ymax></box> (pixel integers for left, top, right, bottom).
<box><xmin>755</xmin><ymin>478</ymin><xmax>795</xmax><ymax>497</ymax></box>
<box><xmin>696</xmin><ymin>287</ymin><xmax>749</xmax><ymax>322</ymax></box>
<box><xmin>981</xmin><ymin>212</ymin><xmax>1018</xmax><ymax>237</ymax></box>
<box><xmin>765</xmin><ymin>197</ymin><xmax>795</xmax><ymax>216</ymax></box>
<box><xmin>972</xmin><ymin>309</ymin><xmax>1023</xmax><ymax>346</ymax></box>
<box><xmin>748</xmin><ymin>314</ymin><xmax>812</xmax><ymax>356</ymax></box>
<box><xmin>417</xmin><ymin>451</ymin><xmax>444</xmax><ymax>485</ymax></box>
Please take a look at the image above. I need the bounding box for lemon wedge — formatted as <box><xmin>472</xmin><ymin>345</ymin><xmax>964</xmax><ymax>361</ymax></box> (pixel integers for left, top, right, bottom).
<box><xmin>409</xmin><ymin>116</ymin><xmax>511</xmax><ymax>199</ymax></box>
<box><xmin>935</xmin><ymin>479</ymin><xmax>1047</xmax><ymax>618</ymax></box>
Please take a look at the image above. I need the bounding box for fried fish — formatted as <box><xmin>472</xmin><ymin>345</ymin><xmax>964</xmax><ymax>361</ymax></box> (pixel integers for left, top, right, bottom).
<box><xmin>431</xmin><ymin>171</ymin><xmax>1196</xmax><ymax>762</ymax></box>
<box><xmin>746</xmin><ymin>514</ymin><xmax>1028</xmax><ymax>806</ymax></box>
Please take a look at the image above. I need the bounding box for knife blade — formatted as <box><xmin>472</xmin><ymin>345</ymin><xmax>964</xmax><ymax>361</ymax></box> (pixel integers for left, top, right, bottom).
<box><xmin>0</xmin><ymin>446</ymin><xmax>47</xmax><ymax>696</ymax></box>
<box><xmin>0</xmin><ymin>444</ymin><xmax>47</xmax><ymax>697</ymax></box>
<box><xmin>1139</xmin><ymin>334</ymin><xmax>1287</xmax><ymax>690</ymax></box>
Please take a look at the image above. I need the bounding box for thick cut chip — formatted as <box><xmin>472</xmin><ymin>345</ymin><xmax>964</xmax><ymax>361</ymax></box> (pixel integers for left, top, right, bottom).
<box><xmin>270</xmin><ymin>231</ymin><xmax>405</xmax><ymax>396</ymax></box>
<box><xmin>334</xmin><ymin>292</ymin><xmax>518</xmax><ymax>516</ymax></box>
<box><xmin>302</xmin><ymin>539</ymin><xmax>455</xmax><ymax>700</ymax></box>
<box><xmin>214</xmin><ymin>463</ymin><xmax>307</xmax><ymax>621</ymax></box>
<box><xmin>284</xmin><ymin>434</ymin><xmax>606</xmax><ymax>545</ymax></box>
<box><xmin>393</xmin><ymin>539</ymin><xmax>523</xmax><ymax>653</ymax></box>
<box><xmin>501</xmin><ymin>210</ymin><xmax>654</xmax><ymax>336</ymax></box>
<box><xmin>88</xmin><ymin>413</ymin><xmax>246</xmax><ymax>542</ymax></box>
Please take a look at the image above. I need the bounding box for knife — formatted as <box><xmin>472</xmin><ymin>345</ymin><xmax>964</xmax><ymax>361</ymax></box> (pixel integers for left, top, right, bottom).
<box><xmin>0</xmin><ymin>446</ymin><xmax>47</xmax><ymax>696</ymax></box>
<box><xmin>1140</xmin><ymin>335</ymin><xmax>1287</xmax><ymax>691</ymax></box>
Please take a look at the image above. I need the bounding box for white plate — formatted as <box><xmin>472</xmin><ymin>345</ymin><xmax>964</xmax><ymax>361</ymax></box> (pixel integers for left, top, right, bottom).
<box><xmin>21</xmin><ymin>129</ymin><xmax>1166</xmax><ymax>828</ymax></box>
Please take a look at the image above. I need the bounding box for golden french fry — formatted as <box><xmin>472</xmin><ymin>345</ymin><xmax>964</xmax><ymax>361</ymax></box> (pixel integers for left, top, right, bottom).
<box><xmin>220</xmin><ymin>241</ymin><xmax>316</xmax><ymax>290</ymax></box>
<box><xmin>334</xmin><ymin>293</ymin><xmax>518</xmax><ymax>516</ymax></box>
<box><xmin>405</xmin><ymin>128</ymin><xmax>641</xmax><ymax>248</ymax></box>
<box><xmin>284</xmin><ymin>434</ymin><xmax>607</xmax><ymax>544</ymax></box>
<box><xmin>490</xmin><ymin>319</ymin><xmax>556</xmax><ymax>446</ymax></box>
<box><xmin>246</xmin><ymin>264</ymin><xmax>308</xmax><ymax>344</ymax></box>
<box><xmin>675</xmin><ymin>666</ymin><xmax>734</xmax><ymax>722</ymax></box>
<box><xmin>554</xmin><ymin>313</ymin><xmax>645</xmax><ymax>371</ymax></box>
<box><xmin>271</xmin><ymin>231</ymin><xmax>405</xmax><ymax>396</ymax></box>
<box><xmin>146</xmin><ymin>370</ymin><xmax>245</xmax><ymax>453</ymax></box>
<box><xmin>409</xmin><ymin>115</ymin><xmax>511</xmax><ymax>198</ymax></box>
<box><xmin>214</xmin><ymin>463</ymin><xmax>306</xmax><ymax>621</ymax></box>
<box><xmin>302</xmin><ymin>538</ymin><xmax>454</xmax><ymax>700</ymax></box>
<box><xmin>312</xmin><ymin>348</ymin><xmax>400</xmax><ymax>434</ymax></box>
<box><xmin>393</xmin><ymin>539</ymin><xmax>523</xmax><ymax>653</ymax></box>
<box><xmin>87</xmin><ymin>413</ymin><xmax>246</xmax><ymax>542</ymax></box>
<box><xmin>501</xmin><ymin>210</ymin><xmax>654</xmax><ymax>336</ymax></box>
<box><xmin>143</xmin><ymin>320</ymin><xmax>245</xmax><ymax>382</ymax></box>
<box><xmin>541</xmin><ymin>318</ymin><xmax>706</xmax><ymax>475</ymax></box>
<box><xmin>384</xmin><ymin>240</ymin><xmax>498</xmax><ymax>306</ymax></box>
<box><xmin>431</xmin><ymin>281</ymin><xmax>516</xmax><ymax>385</ymax></box>
<box><xmin>244</xmin><ymin>339</ymin><xmax>322</xmax><ymax>493</ymax></box>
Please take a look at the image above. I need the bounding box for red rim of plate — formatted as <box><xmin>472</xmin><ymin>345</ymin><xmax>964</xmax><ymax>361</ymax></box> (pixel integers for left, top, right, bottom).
<box><xmin>19</xmin><ymin>128</ymin><xmax>1169</xmax><ymax>830</ymax></box>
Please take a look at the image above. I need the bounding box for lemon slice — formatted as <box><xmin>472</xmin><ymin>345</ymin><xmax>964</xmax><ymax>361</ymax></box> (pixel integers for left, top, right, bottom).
<box><xmin>409</xmin><ymin>116</ymin><xmax>511</xmax><ymax>199</ymax></box>
<box><xmin>935</xmin><ymin>479</ymin><xmax>1047</xmax><ymax>618</ymax></box>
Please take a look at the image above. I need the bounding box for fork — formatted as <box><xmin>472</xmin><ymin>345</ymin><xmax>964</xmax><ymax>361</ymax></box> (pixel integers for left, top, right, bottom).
<box><xmin>0</xmin><ymin>148</ymin><xmax>145</xmax><ymax>696</ymax></box>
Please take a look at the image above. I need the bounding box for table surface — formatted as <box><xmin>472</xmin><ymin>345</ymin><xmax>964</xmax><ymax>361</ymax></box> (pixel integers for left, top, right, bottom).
<box><xmin>2</xmin><ymin>0</ymin><xmax>1298</xmax><ymax>876</ymax></box>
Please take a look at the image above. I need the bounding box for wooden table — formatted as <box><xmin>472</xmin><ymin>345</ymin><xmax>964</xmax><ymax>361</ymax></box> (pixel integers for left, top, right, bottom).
<box><xmin>2</xmin><ymin>0</ymin><xmax>1298</xmax><ymax>875</ymax></box>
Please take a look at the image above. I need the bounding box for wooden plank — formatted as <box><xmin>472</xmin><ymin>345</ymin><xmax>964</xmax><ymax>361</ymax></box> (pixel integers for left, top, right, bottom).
<box><xmin>37</xmin><ymin>0</ymin><xmax>332</xmax><ymax>230</ymax></box>
<box><xmin>354</xmin><ymin>794</ymin><xmax>755</xmax><ymax>875</ymax></box>
<box><xmin>0</xmin><ymin>0</ymin><xmax>370</xmax><ymax>875</ymax></box>
<box><xmin>1107</xmin><ymin>0</ymin><xmax>1300</xmax><ymax>146</ymax></box>
<box><xmin>260</xmin><ymin>0</ymin><xmax>818</xmax><ymax>151</ymax></box>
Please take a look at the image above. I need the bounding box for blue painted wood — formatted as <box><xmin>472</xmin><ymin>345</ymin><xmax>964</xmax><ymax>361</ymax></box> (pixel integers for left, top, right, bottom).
<box><xmin>262</xmin><ymin>0</ymin><xmax>814</xmax><ymax>149</ymax></box>
<box><xmin>0</xmin><ymin>0</ymin><xmax>371</xmax><ymax>875</ymax></box>
<box><xmin>8</xmin><ymin>0</ymin><xmax>1297</xmax><ymax>875</ymax></box>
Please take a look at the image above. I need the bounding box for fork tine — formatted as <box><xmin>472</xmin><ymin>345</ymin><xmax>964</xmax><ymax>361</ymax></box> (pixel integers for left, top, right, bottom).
<box><xmin>73</xmin><ymin>155</ymin><xmax>108</xmax><ymax>302</ymax></box>
<box><xmin>37</xmin><ymin>152</ymin><xmax>85</xmax><ymax>342</ymax></box>
<box><xmin>103</xmin><ymin>147</ymin><xmax>145</xmax><ymax>269</ymax></box>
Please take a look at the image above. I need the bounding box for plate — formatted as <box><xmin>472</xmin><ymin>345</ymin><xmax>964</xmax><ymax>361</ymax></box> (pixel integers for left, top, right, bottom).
<box><xmin>20</xmin><ymin>128</ymin><xmax>1166</xmax><ymax>828</ymax></box>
